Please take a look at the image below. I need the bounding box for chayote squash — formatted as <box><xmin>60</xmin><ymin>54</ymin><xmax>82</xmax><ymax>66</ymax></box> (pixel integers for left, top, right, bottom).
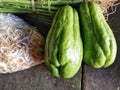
<box><xmin>79</xmin><ymin>2</ymin><xmax>117</xmax><ymax>68</ymax></box>
<box><xmin>45</xmin><ymin>5</ymin><xmax>83</xmax><ymax>78</ymax></box>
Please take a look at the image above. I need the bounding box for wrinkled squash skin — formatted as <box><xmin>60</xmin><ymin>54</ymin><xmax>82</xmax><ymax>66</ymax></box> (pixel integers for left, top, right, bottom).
<box><xmin>80</xmin><ymin>2</ymin><xmax>117</xmax><ymax>68</ymax></box>
<box><xmin>45</xmin><ymin>5</ymin><xmax>83</xmax><ymax>78</ymax></box>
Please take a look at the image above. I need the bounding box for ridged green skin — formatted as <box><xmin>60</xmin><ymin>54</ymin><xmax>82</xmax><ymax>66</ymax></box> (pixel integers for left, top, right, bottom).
<box><xmin>79</xmin><ymin>2</ymin><xmax>117</xmax><ymax>68</ymax></box>
<box><xmin>45</xmin><ymin>5</ymin><xmax>83</xmax><ymax>78</ymax></box>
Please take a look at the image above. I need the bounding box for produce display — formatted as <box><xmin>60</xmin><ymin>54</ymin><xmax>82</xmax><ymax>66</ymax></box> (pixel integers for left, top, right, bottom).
<box><xmin>0</xmin><ymin>0</ymin><xmax>118</xmax><ymax>78</ymax></box>
<box><xmin>44</xmin><ymin>1</ymin><xmax>117</xmax><ymax>78</ymax></box>
<box><xmin>45</xmin><ymin>6</ymin><xmax>83</xmax><ymax>78</ymax></box>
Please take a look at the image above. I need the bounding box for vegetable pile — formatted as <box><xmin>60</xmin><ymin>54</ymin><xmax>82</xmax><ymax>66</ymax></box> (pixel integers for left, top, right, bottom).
<box><xmin>0</xmin><ymin>0</ymin><xmax>118</xmax><ymax>78</ymax></box>
<box><xmin>45</xmin><ymin>1</ymin><xmax>117</xmax><ymax>78</ymax></box>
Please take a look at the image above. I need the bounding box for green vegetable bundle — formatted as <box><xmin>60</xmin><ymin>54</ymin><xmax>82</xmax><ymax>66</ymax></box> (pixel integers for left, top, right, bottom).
<box><xmin>0</xmin><ymin>0</ymin><xmax>83</xmax><ymax>24</ymax></box>
<box><xmin>0</xmin><ymin>0</ymin><xmax>118</xmax><ymax>24</ymax></box>
<box><xmin>0</xmin><ymin>0</ymin><xmax>82</xmax><ymax>13</ymax></box>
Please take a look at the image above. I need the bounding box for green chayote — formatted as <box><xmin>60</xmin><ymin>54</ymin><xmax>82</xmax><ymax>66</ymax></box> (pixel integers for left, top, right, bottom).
<box><xmin>79</xmin><ymin>2</ymin><xmax>117</xmax><ymax>68</ymax></box>
<box><xmin>45</xmin><ymin>5</ymin><xmax>83</xmax><ymax>78</ymax></box>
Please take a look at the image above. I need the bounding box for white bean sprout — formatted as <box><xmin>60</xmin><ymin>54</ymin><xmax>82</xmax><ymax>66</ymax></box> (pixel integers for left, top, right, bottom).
<box><xmin>0</xmin><ymin>13</ymin><xmax>44</xmax><ymax>73</ymax></box>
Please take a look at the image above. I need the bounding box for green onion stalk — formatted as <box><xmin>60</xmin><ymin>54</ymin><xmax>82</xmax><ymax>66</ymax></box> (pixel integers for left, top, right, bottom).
<box><xmin>0</xmin><ymin>0</ymin><xmax>83</xmax><ymax>24</ymax></box>
<box><xmin>0</xmin><ymin>0</ymin><xmax>83</xmax><ymax>13</ymax></box>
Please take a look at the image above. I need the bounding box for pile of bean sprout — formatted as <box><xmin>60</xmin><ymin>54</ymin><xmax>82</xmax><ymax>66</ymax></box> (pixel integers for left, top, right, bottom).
<box><xmin>0</xmin><ymin>13</ymin><xmax>44</xmax><ymax>73</ymax></box>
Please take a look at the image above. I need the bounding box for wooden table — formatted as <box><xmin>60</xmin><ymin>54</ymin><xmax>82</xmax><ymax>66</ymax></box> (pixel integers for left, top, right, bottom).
<box><xmin>0</xmin><ymin>3</ymin><xmax>120</xmax><ymax>90</ymax></box>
